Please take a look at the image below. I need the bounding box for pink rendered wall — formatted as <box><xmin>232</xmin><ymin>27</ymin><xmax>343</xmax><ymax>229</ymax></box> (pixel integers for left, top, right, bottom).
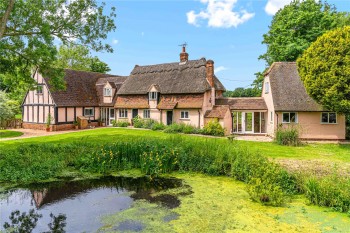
<box><xmin>277</xmin><ymin>112</ymin><xmax>346</xmax><ymax>140</ymax></box>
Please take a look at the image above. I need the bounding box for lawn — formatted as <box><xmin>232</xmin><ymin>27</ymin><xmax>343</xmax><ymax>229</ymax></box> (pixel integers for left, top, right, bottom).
<box><xmin>0</xmin><ymin>130</ymin><xmax>23</xmax><ymax>139</ymax></box>
<box><xmin>0</xmin><ymin>127</ymin><xmax>348</xmax><ymax>162</ymax></box>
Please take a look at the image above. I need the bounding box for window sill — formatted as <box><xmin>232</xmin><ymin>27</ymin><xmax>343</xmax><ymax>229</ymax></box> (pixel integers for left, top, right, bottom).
<box><xmin>282</xmin><ymin>122</ymin><xmax>298</xmax><ymax>124</ymax></box>
<box><xmin>119</xmin><ymin>117</ymin><xmax>128</xmax><ymax>119</ymax></box>
<box><xmin>180</xmin><ymin>118</ymin><xmax>190</xmax><ymax>121</ymax></box>
<box><xmin>320</xmin><ymin>123</ymin><xmax>338</xmax><ymax>125</ymax></box>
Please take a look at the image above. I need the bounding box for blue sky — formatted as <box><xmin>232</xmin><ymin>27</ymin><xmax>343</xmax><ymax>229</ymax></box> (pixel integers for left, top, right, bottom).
<box><xmin>94</xmin><ymin>0</ymin><xmax>350</xmax><ymax>90</ymax></box>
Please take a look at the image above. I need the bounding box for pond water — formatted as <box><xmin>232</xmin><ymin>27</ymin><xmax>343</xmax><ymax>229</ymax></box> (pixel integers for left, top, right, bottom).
<box><xmin>0</xmin><ymin>176</ymin><xmax>184</xmax><ymax>233</ymax></box>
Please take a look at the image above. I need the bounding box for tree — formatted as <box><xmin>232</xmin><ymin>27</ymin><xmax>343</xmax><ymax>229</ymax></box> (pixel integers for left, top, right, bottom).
<box><xmin>260</xmin><ymin>0</ymin><xmax>349</xmax><ymax>66</ymax></box>
<box><xmin>223</xmin><ymin>87</ymin><xmax>260</xmax><ymax>97</ymax></box>
<box><xmin>297</xmin><ymin>26</ymin><xmax>350</xmax><ymax>114</ymax></box>
<box><xmin>0</xmin><ymin>0</ymin><xmax>116</xmax><ymax>89</ymax></box>
<box><xmin>0</xmin><ymin>91</ymin><xmax>18</xmax><ymax>125</ymax></box>
<box><xmin>55</xmin><ymin>44</ymin><xmax>111</xmax><ymax>73</ymax></box>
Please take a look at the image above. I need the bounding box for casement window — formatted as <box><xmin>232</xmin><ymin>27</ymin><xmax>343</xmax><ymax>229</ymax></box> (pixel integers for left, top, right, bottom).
<box><xmin>180</xmin><ymin>111</ymin><xmax>189</xmax><ymax>119</ymax></box>
<box><xmin>143</xmin><ymin>109</ymin><xmax>150</xmax><ymax>119</ymax></box>
<box><xmin>282</xmin><ymin>112</ymin><xmax>298</xmax><ymax>123</ymax></box>
<box><xmin>265</xmin><ymin>82</ymin><xmax>270</xmax><ymax>94</ymax></box>
<box><xmin>84</xmin><ymin>108</ymin><xmax>94</xmax><ymax>117</ymax></box>
<box><xmin>149</xmin><ymin>92</ymin><xmax>158</xmax><ymax>100</ymax></box>
<box><xmin>119</xmin><ymin>109</ymin><xmax>128</xmax><ymax>118</ymax></box>
<box><xmin>321</xmin><ymin>112</ymin><xmax>337</xmax><ymax>124</ymax></box>
<box><xmin>36</xmin><ymin>85</ymin><xmax>43</xmax><ymax>94</ymax></box>
<box><xmin>104</xmin><ymin>88</ymin><xmax>112</xmax><ymax>96</ymax></box>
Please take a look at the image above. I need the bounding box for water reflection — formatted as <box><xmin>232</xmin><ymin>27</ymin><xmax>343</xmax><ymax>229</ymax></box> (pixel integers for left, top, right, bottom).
<box><xmin>0</xmin><ymin>176</ymin><xmax>184</xmax><ymax>233</ymax></box>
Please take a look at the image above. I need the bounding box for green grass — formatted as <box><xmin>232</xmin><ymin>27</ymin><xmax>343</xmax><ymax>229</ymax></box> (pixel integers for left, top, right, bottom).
<box><xmin>1</xmin><ymin>128</ymin><xmax>348</xmax><ymax>162</ymax></box>
<box><xmin>0</xmin><ymin>130</ymin><xmax>23</xmax><ymax>139</ymax></box>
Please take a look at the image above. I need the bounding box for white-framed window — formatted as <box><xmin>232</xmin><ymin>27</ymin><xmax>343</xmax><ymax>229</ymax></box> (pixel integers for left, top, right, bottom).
<box><xmin>265</xmin><ymin>82</ymin><xmax>270</xmax><ymax>94</ymax></box>
<box><xmin>143</xmin><ymin>109</ymin><xmax>150</xmax><ymax>119</ymax></box>
<box><xmin>282</xmin><ymin>112</ymin><xmax>298</xmax><ymax>123</ymax></box>
<box><xmin>119</xmin><ymin>109</ymin><xmax>128</xmax><ymax>118</ymax></box>
<box><xmin>84</xmin><ymin>108</ymin><xmax>94</xmax><ymax>117</ymax></box>
<box><xmin>104</xmin><ymin>88</ymin><xmax>112</xmax><ymax>96</ymax></box>
<box><xmin>321</xmin><ymin>112</ymin><xmax>337</xmax><ymax>124</ymax></box>
<box><xmin>149</xmin><ymin>92</ymin><xmax>158</xmax><ymax>100</ymax></box>
<box><xmin>180</xmin><ymin>111</ymin><xmax>189</xmax><ymax>119</ymax></box>
<box><xmin>36</xmin><ymin>85</ymin><xmax>43</xmax><ymax>94</ymax></box>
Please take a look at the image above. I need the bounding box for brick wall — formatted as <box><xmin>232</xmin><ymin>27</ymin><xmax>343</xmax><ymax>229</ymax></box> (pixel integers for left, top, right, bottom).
<box><xmin>22</xmin><ymin>122</ymin><xmax>100</xmax><ymax>131</ymax></box>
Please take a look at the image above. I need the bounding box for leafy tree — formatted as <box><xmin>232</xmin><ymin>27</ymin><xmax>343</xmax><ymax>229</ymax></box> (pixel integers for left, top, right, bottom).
<box><xmin>0</xmin><ymin>91</ymin><xmax>18</xmax><ymax>125</ymax></box>
<box><xmin>260</xmin><ymin>0</ymin><xmax>349</xmax><ymax>66</ymax></box>
<box><xmin>0</xmin><ymin>0</ymin><xmax>116</xmax><ymax>89</ymax></box>
<box><xmin>252</xmin><ymin>0</ymin><xmax>350</xmax><ymax>90</ymax></box>
<box><xmin>55</xmin><ymin>44</ymin><xmax>111</xmax><ymax>73</ymax></box>
<box><xmin>297</xmin><ymin>26</ymin><xmax>350</xmax><ymax>114</ymax></box>
<box><xmin>224</xmin><ymin>87</ymin><xmax>260</xmax><ymax>97</ymax></box>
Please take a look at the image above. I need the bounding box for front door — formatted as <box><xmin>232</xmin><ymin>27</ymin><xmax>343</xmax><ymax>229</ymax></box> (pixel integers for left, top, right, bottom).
<box><xmin>109</xmin><ymin>108</ymin><xmax>115</xmax><ymax>125</ymax></box>
<box><xmin>132</xmin><ymin>109</ymin><xmax>138</xmax><ymax>119</ymax></box>
<box><xmin>166</xmin><ymin>111</ymin><xmax>173</xmax><ymax>125</ymax></box>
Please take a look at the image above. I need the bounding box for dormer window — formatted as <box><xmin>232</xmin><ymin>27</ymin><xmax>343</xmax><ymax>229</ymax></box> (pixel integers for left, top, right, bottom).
<box><xmin>104</xmin><ymin>88</ymin><xmax>112</xmax><ymax>96</ymax></box>
<box><xmin>149</xmin><ymin>92</ymin><xmax>158</xmax><ymax>100</ymax></box>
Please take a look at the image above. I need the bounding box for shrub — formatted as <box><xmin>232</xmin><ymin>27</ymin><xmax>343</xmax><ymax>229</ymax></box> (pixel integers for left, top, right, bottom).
<box><xmin>202</xmin><ymin>119</ymin><xmax>225</xmax><ymax>136</ymax></box>
<box><xmin>151</xmin><ymin>122</ymin><xmax>166</xmax><ymax>131</ymax></box>
<box><xmin>164</xmin><ymin>123</ymin><xmax>197</xmax><ymax>134</ymax></box>
<box><xmin>132</xmin><ymin>116</ymin><xmax>143</xmax><ymax>128</ymax></box>
<box><xmin>112</xmin><ymin>120</ymin><xmax>129</xmax><ymax>127</ymax></box>
<box><xmin>275</xmin><ymin>124</ymin><xmax>301</xmax><ymax>146</ymax></box>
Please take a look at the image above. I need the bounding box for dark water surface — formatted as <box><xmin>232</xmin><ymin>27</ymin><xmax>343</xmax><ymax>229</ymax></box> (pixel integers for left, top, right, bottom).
<box><xmin>0</xmin><ymin>176</ymin><xmax>183</xmax><ymax>232</ymax></box>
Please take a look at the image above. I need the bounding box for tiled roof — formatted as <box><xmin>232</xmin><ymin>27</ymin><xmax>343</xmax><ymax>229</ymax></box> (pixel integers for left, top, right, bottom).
<box><xmin>115</xmin><ymin>95</ymin><xmax>150</xmax><ymax>109</ymax></box>
<box><xmin>157</xmin><ymin>94</ymin><xmax>204</xmax><ymax>109</ymax></box>
<box><xmin>216</xmin><ymin>97</ymin><xmax>267</xmax><ymax>110</ymax></box>
<box><xmin>266</xmin><ymin>62</ymin><xmax>324</xmax><ymax>112</ymax></box>
<box><xmin>45</xmin><ymin>69</ymin><xmax>126</xmax><ymax>107</ymax></box>
<box><xmin>117</xmin><ymin>58</ymin><xmax>225</xmax><ymax>95</ymax></box>
<box><xmin>96</xmin><ymin>76</ymin><xmax>128</xmax><ymax>106</ymax></box>
<box><xmin>204</xmin><ymin>105</ymin><xmax>230</xmax><ymax>119</ymax></box>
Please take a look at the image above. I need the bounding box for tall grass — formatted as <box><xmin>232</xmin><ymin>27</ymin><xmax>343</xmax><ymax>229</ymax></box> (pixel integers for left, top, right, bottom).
<box><xmin>275</xmin><ymin>124</ymin><xmax>301</xmax><ymax>146</ymax></box>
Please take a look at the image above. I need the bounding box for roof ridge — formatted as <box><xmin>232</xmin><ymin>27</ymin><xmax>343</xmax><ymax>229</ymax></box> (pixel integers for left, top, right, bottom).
<box><xmin>132</xmin><ymin>58</ymin><xmax>207</xmax><ymax>68</ymax></box>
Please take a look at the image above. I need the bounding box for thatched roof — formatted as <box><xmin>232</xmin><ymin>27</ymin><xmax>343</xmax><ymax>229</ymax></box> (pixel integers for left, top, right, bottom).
<box><xmin>157</xmin><ymin>94</ymin><xmax>204</xmax><ymax>109</ymax></box>
<box><xmin>266</xmin><ymin>62</ymin><xmax>324</xmax><ymax>112</ymax></box>
<box><xmin>45</xmin><ymin>69</ymin><xmax>126</xmax><ymax>107</ymax></box>
<box><xmin>118</xmin><ymin>58</ymin><xmax>225</xmax><ymax>95</ymax></box>
<box><xmin>204</xmin><ymin>105</ymin><xmax>230</xmax><ymax>119</ymax></box>
<box><xmin>216</xmin><ymin>97</ymin><xmax>267</xmax><ymax>110</ymax></box>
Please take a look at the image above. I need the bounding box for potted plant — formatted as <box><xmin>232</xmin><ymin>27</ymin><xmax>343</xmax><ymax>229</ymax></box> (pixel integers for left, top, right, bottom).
<box><xmin>73</xmin><ymin>120</ymin><xmax>79</xmax><ymax>129</ymax></box>
<box><xmin>46</xmin><ymin>113</ymin><xmax>53</xmax><ymax>132</ymax></box>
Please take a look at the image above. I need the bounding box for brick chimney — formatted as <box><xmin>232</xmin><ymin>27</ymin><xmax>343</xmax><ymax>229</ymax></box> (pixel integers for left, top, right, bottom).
<box><xmin>180</xmin><ymin>45</ymin><xmax>189</xmax><ymax>62</ymax></box>
<box><xmin>206</xmin><ymin>60</ymin><xmax>214</xmax><ymax>87</ymax></box>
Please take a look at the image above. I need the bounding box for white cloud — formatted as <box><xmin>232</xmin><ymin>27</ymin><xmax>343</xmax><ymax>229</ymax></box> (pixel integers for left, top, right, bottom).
<box><xmin>265</xmin><ymin>0</ymin><xmax>293</xmax><ymax>15</ymax></box>
<box><xmin>186</xmin><ymin>0</ymin><xmax>254</xmax><ymax>28</ymax></box>
<box><xmin>112</xmin><ymin>39</ymin><xmax>119</xmax><ymax>44</ymax></box>
<box><xmin>215</xmin><ymin>66</ymin><xmax>228</xmax><ymax>73</ymax></box>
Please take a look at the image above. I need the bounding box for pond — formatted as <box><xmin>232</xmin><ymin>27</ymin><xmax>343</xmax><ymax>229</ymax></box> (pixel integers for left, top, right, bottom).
<box><xmin>0</xmin><ymin>176</ymin><xmax>186</xmax><ymax>232</ymax></box>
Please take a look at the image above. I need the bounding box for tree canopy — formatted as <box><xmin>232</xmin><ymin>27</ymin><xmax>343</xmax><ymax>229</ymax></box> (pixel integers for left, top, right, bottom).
<box><xmin>223</xmin><ymin>87</ymin><xmax>260</xmax><ymax>98</ymax></box>
<box><xmin>0</xmin><ymin>0</ymin><xmax>116</xmax><ymax>89</ymax></box>
<box><xmin>297</xmin><ymin>26</ymin><xmax>350</xmax><ymax>114</ymax></box>
<box><xmin>55</xmin><ymin>44</ymin><xmax>111</xmax><ymax>73</ymax></box>
<box><xmin>259</xmin><ymin>0</ymin><xmax>349</xmax><ymax>66</ymax></box>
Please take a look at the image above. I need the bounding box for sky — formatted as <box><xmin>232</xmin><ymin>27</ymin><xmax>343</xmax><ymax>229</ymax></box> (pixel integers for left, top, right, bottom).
<box><xmin>93</xmin><ymin>0</ymin><xmax>350</xmax><ymax>90</ymax></box>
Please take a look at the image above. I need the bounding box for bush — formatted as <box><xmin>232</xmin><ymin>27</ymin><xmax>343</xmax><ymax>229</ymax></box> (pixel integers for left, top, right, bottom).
<box><xmin>164</xmin><ymin>123</ymin><xmax>197</xmax><ymax>134</ymax></box>
<box><xmin>275</xmin><ymin>124</ymin><xmax>301</xmax><ymax>146</ymax></box>
<box><xmin>112</xmin><ymin>120</ymin><xmax>129</xmax><ymax>127</ymax></box>
<box><xmin>132</xmin><ymin>116</ymin><xmax>157</xmax><ymax>129</ymax></box>
<box><xmin>151</xmin><ymin>122</ymin><xmax>166</xmax><ymax>131</ymax></box>
<box><xmin>202</xmin><ymin>119</ymin><xmax>225</xmax><ymax>136</ymax></box>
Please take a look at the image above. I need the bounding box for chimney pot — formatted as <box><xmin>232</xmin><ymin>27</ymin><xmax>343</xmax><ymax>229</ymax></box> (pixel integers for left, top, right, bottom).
<box><xmin>180</xmin><ymin>45</ymin><xmax>189</xmax><ymax>62</ymax></box>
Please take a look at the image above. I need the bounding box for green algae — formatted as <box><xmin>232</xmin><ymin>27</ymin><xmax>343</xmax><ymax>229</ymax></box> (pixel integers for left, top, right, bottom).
<box><xmin>99</xmin><ymin>173</ymin><xmax>350</xmax><ymax>233</ymax></box>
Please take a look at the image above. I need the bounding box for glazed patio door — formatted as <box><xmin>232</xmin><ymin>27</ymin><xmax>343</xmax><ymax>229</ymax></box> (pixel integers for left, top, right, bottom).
<box><xmin>109</xmin><ymin>108</ymin><xmax>115</xmax><ymax>125</ymax></box>
<box><xmin>244</xmin><ymin>112</ymin><xmax>253</xmax><ymax>133</ymax></box>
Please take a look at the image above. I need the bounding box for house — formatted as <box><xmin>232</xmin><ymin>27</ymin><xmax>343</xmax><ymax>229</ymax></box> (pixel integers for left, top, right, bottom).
<box><xmin>22</xmin><ymin>69</ymin><xmax>127</xmax><ymax>131</ymax></box>
<box><xmin>114</xmin><ymin>46</ymin><xmax>226</xmax><ymax>130</ymax></box>
<box><xmin>261</xmin><ymin>62</ymin><xmax>346</xmax><ymax>140</ymax></box>
<box><xmin>21</xmin><ymin>49</ymin><xmax>346</xmax><ymax>140</ymax></box>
